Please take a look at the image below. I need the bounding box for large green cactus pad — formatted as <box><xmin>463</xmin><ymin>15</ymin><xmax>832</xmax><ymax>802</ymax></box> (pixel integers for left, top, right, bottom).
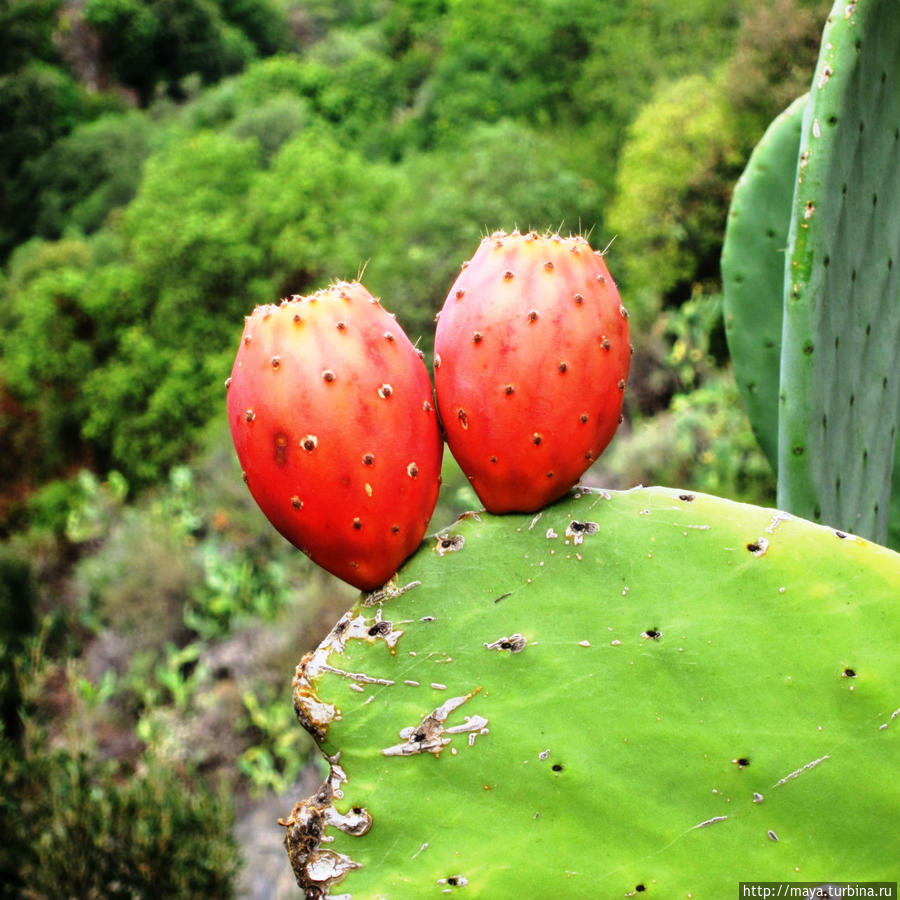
<box><xmin>722</xmin><ymin>94</ymin><xmax>807</xmax><ymax>470</ymax></box>
<box><xmin>283</xmin><ymin>487</ymin><xmax>900</xmax><ymax>898</ymax></box>
<box><xmin>777</xmin><ymin>0</ymin><xmax>900</xmax><ymax>541</ymax></box>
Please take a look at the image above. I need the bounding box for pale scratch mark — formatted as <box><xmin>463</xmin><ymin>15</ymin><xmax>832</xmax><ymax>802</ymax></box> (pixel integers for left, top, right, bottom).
<box><xmin>363</xmin><ymin>579</ymin><xmax>422</xmax><ymax>606</ymax></box>
<box><xmin>692</xmin><ymin>815</ymin><xmax>728</xmax><ymax>830</ymax></box>
<box><xmin>318</xmin><ymin>664</ymin><xmax>395</xmax><ymax>686</ymax></box>
<box><xmin>765</xmin><ymin>511</ymin><xmax>794</xmax><ymax>534</ymax></box>
<box><xmin>772</xmin><ymin>754</ymin><xmax>830</xmax><ymax>788</ymax></box>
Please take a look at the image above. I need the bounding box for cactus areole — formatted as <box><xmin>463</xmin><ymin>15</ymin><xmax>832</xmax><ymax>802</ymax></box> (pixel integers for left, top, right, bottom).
<box><xmin>226</xmin><ymin>282</ymin><xmax>443</xmax><ymax>590</ymax></box>
<box><xmin>434</xmin><ymin>230</ymin><xmax>631</xmax><ymax>513</ymax></box>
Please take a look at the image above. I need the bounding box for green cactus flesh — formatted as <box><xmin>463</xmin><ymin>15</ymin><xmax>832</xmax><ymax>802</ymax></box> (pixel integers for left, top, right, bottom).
<box><xmin>777</xmin><ymin>0</ymin><xmax>900</xmax><ymax>542</ymax></box>
<box><xmin>722</xmin><ymin>94</ymin><xmax>807</xmax><ymax>471</ymax></box>
<box><xmin>284</xmin><ymin>487</ymin><xmax>900</xmax><ymax>898</ymax></box>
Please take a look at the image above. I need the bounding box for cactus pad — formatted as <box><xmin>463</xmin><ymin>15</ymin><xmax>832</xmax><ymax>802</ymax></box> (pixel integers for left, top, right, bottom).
<box><xmin>777</xmin><ymin>0</ymin><xmax>900</xmax><ymax>541</ymax></box>
<box><xmin>284</xmin><ymin>487</ymin><xmax>900</xmax><ymax>897</ymax></box>
<box><xmin>722</xmin><ymin>94</ymin><xmax>807</xmax><ymax>470</ymax></box>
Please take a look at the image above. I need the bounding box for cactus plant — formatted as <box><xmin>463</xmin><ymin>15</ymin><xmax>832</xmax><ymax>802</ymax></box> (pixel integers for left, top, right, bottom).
<box><xmin>724</xmin><ymin>0</ymin><xmax>900</xmax><ymax>545</ymax></box>
<box><xmin>778</xmin><ymin>0</ymin><xmax>900</xmax><ymax>542</ymax></box>
<box><xmin>283</xmin><ymin>486</ymin><xmax>900</xmax><ymax>897</ymax></box>
<box><xmin>722</xmin><ymin>94</ymin><xmax>807</xmax><ymax>470</ymax></box>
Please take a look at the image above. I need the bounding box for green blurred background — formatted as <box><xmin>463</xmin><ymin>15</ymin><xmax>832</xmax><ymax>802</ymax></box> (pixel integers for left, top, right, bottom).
<box><xmin>0</xmin><ymin>0</ymin><xmax>830</xmax><ymax>895</ymax></box>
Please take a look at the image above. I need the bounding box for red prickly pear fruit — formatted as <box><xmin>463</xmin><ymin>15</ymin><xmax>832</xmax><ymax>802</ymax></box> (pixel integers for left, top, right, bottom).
<box><xmin>434</xmin><ymin>229</ymin><xmax>631</xmax><ymax>514</ymax></box>
<box><xmin>226</xmin><ymin>281</ymin><xmax>443</xmax><ymax>590</ymax></box>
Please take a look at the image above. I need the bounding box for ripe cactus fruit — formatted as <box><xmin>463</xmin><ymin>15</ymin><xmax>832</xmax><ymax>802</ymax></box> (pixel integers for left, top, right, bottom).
<box><xmin>226</xmin><ymin>282</ymin><xmax>443</xmax><ymax>590</ymax></box>
<box><xmin>433</xmin><ymin>229</ymin><xmax>631</xmax><ymax>513</ymax></box>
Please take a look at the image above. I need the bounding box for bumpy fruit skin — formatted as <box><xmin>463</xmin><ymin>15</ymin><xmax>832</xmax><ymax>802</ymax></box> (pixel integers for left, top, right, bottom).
<box><xmin>434</xmin><ymin>229</ymin><xmax>630</xmax><ymax>513</ymax></box>
<box><xmin>227</xmin><ymin>282</ymin><xmax>443</xmax><ymax>590</ymax></box>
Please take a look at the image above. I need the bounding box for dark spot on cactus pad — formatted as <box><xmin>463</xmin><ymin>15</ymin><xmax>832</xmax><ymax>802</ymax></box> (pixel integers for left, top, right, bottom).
<box><xmin>493</xmin><ymin>592</ymin><xmax>512</xmax><ymax>603</ymax></box>
<box><xmin>302</xmin><ymin>435</ymin><xmax>318</xmax><ymax>452</ymax></box>
<box><xmin>458</xmin><ymin>408</ymin><xmax>468</xmax><ymax>430</ymax></box>
<box><xmin>768</xmin><ymin>830</ymin><xmax>779</xmax><ymax>842</ymax></box>
<box><xmin>793</xmin><ymin>445</ymin><xmax>804</xmax><ymax>456</ymax></box>
<box><xmin>835</xmin><ymin>530</ymin><xmax>848</xmax><ymax>539</ymax></box>
<box><xmin>634</xmin><ymin>885</ymin><xmax>646</xmax><ymax>893</ymax></box>
<box><xmin>378</xmin><ymin>384</ymin><xmax>393</xmax><ymax>399</ymax></box>
<box><xmin>565</xmin><ymin>521</ymin><xmax>599</xmax><ymax>544</ymax></box>
<box><xmin>678</xmin><ymin>493</ymin><xmax>695</xmax><ymax>502</ymax></box>
<box><xmin>804</xmin><ymin>342</ymin><xmax>814</xmax><ymax>355</ymax></box>
<box><xmin>435</xmin><ymin>534</ymin><xmax>465</xmax><ymax>555</ymax></box>
<box><xmin>746</xmin><ymin>538</ymin><xmax>769</xmax><ymax>557</ymax></box>
<box><xmin>367</xmin><ymin>621</ymin><xmax>392</xmax><ymax>637</ymax></box>
<box><xmin>642</xmin><ymin>629</ymin><xmax>661</xmax><ymax>641</ymax></box>
<box><xmin>484</xmin><ymin>634</ymin><xmax>527</xmax><ymax>653</ymax></box>
<box><xmin>551</xmin><ymin>764</ymin><xmax>563</xmax><ymax>772</ymax></box>
<box><xmin>842</xmin><ymin>668</ymin><xmax>856</xmax><ymax>678</ymax></box>
<box><xmin>733</xmin><ymin>757</ymin><xmax>751</xmax><ymax>768</ymax></box>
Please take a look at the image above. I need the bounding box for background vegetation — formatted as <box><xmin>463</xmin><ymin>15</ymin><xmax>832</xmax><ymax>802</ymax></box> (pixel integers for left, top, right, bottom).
<box><xmin>0</xmin><ymin>0</ymin><xmax>830</xmax><ymax>895</ymax></box>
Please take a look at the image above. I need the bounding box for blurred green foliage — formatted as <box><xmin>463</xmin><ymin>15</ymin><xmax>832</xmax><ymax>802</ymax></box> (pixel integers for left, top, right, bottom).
<box><xmin>0</xmin><ymin>0</ymin><xmax>830</xmax><ymax>507</ymax></box>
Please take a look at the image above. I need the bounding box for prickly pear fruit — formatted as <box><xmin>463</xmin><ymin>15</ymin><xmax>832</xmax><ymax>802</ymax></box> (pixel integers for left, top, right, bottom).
<box><xmin>226</xmin><ymin>282</ymin><xmax>443</xmax><ymax>590</ymax></box>
<box><xmin>433</xmin><ymin>229</ymin><xmax>631</xmax><ymax>513</ymax></box>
